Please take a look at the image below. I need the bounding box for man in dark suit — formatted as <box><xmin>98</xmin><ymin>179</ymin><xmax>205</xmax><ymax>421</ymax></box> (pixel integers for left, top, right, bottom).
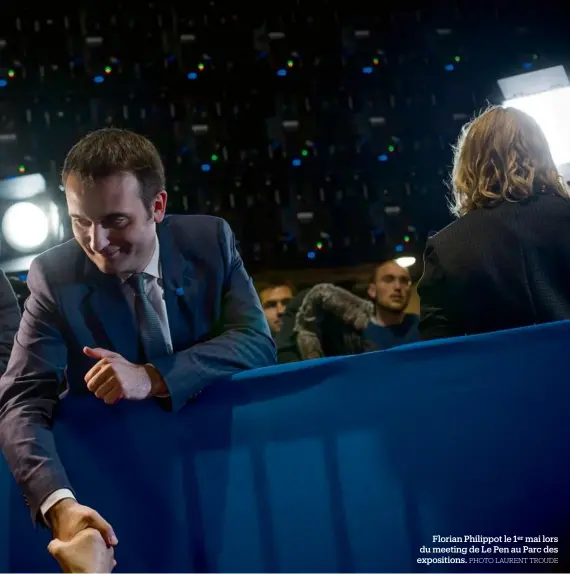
<box><xmin>0</xmin><ymin>270</ymin><xmax>21</xmax><ymax>374</ymax></box>
<box><xmin>0</xmin><ymin>129</ymin><xmax>276</xmax><ymax>553</ymax></box>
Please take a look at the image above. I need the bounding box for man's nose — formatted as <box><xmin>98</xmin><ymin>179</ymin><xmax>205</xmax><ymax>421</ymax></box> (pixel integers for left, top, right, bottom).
<box><xmin>89</xmin><ymin>225</ymin><xmax>110</xmax><ymax>253</ymax></box>
<box><xmin>277</xmin><ymin>302</ymin><xmax>287</xmax><ymax>316</ymax></box>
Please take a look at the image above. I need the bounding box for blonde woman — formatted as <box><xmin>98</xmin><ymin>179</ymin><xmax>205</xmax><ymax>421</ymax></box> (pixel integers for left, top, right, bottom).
<box><xmin>418</xmin><ymin>105</ymin><xmax>570</xmax><ymax>339</ymax></box>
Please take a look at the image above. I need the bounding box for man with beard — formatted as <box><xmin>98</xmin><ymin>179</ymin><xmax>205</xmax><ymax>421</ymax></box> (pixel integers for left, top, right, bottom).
<box><xmin>362</xmin><ymin>259</ymin><xmax>419</xmax><ymax>349</ymax></box>
<box><xmin>293</xmin><ymin>260</ymin><xmax>420</xmax><ymax>360</ymax></box>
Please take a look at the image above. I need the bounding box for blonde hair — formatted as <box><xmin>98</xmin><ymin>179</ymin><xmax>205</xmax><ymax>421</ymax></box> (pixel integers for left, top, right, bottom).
<box><xmin>449</xmin><ymin>105</ymin><xmax>569</xmax><ymax>217</ymax></box>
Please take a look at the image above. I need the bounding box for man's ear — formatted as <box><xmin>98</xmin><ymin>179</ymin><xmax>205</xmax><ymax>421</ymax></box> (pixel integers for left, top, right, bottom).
<box><xmin>367</xmin><ymin>284</ymin><xmax>376</xmax><ymax>300</ymax></box>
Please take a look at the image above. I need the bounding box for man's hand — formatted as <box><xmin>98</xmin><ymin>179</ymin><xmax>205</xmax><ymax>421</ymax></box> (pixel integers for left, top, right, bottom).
<box><xmin>83</xmin><ymin>347</ymin><xmax>154</xmax><ymax>404</ymax></box>
<box><xmin>47</xmin><ymin>499</ymin><xmax>118</xmax><ymax>547</ymax></box>
<box><xmin>48</xmin><ymin>528</ymin><xmax>117</xmax><ymax>573</ymax></box>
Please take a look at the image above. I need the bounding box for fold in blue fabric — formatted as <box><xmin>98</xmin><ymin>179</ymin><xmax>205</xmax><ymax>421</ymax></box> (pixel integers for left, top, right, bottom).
<box><xmin>2</xmin><ymin>320</ymin><xmax>570</xmax><ymax>572</ymax></box>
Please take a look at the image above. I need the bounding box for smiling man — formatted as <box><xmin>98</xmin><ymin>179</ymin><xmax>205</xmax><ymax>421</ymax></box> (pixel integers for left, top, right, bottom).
<box><xmin>0</xmin><ymin>128</ymin><xmax>275</xmax><ymax>560</ymax></box>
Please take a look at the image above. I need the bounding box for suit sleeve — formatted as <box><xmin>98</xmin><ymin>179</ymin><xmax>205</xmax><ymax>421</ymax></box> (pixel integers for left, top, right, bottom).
<box><xmin>152</xmin><ymin>219</ymin><xmax>277</xmax><ymax>412</ymax></box>
<box><xmin>417</xmin><ymin>241</ymin><xmax>457</xmax><ymax>340</ymax></box>
<box><xmin>0</xmin><ymin>259</ymin><xmax>72</xmax><ymax>523</ymax></box>
<box><xmin>0</xmin><ymin>271</ymin><xmax>21</xmax><ymax>375</ymax></box>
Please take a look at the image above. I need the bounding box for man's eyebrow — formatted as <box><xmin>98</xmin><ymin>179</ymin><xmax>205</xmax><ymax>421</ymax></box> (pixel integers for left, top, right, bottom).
<box><xmin>69</xmin><ymin>212</ymin><xmax>131</xmax><ymax>220</ymax></box>
<box><xmin>101</xmin><ymin>212</ymin><xmax>131</xmax><ymax>219</ymax></box>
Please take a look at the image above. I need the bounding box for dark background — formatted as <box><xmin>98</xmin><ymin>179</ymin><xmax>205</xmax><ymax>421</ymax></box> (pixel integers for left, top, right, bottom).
<box><xmin>0</xmin><ymin>0</ymin><xmax>567</xmax><ymax>275</ymax></box>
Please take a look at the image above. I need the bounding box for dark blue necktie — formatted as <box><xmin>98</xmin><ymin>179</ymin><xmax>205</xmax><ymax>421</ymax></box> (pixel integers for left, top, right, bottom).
<box><xmin>128</xmin><ymin>273</ymin><xmax>169</xmax><ymax>361</ymax></box>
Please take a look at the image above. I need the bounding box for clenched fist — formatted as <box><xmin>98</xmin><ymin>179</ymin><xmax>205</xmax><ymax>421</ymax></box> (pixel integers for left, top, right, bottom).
<box><xmin>83</xmin><ymin>346</ymin><xmax>154</xmax><ymax>404</ymax></box>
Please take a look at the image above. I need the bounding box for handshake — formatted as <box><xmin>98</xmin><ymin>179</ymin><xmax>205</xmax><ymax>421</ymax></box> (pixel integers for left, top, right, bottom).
<box><xmin>46</xmin><ymin>499</ymin><xmax>118</xmax><ymax>573</ymax></box>
<box><xmin>48</xmin><ymin>528</ymin><xmax>116</xmax><ymax>573</ymax></box>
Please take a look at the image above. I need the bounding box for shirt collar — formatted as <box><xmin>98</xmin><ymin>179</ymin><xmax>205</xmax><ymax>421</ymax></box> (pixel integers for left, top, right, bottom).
<box><xmin>143</xmin><ymin>236</ymin><xmax>161</xmax><ymax>279</ymax></box>
<box><xmin>119</xmin><ymin>236</ymin><xmax>161</xmax><ymax>283</ymax></box>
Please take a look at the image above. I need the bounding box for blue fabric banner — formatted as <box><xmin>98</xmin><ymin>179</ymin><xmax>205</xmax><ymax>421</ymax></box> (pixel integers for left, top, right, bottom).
<box><xmin>1</xmin><ymin>321</ymin><xmax>570</xmax><ymax>572</ymax></box>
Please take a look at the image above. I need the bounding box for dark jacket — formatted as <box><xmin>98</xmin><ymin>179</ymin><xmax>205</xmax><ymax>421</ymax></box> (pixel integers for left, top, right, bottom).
<box><xmin>0</xmin><ymin>214</ymin><xmax>276</xmax><ymax>522</ymax></box>
<box><xmin>418</xmin><ymin>193</ymin><xmax>570</xmax><ymax>339</ymax></box>
<box><xmin>0</xmin><ymin>271</ymin><xmax>21</xmax><ymax>375</ymax></box>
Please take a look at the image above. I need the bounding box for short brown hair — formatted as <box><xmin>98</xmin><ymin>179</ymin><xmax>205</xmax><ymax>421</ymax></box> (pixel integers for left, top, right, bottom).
<box><xmin>62</xmin><ymin>128</ymin><xmax>165</xmax><ymax>211</ymax></box>
<box><xmin>450</xmin><ymin>106</ymin><xmax>569</xmax><ymax>217</ymax></box>
<box><xmin>256</xmin><ymin>281</ymin><xmax>296</xmax><ymax>299</ymax></box>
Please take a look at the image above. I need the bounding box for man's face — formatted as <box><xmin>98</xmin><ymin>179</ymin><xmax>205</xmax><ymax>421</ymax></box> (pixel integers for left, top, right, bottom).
<box><xmin>66</xmin><ymin>171</ymin><xmax>167</xmax><ymax>277</ymax></box>
<box><xmin>259</xmin><ymin>285</ymin><xmax>293</xmax><ymax>334</ymax></box>
<box><xmin>368</xmin><ymin>261</ymin><xmax>412</xmax><ymax>313</ymax></box>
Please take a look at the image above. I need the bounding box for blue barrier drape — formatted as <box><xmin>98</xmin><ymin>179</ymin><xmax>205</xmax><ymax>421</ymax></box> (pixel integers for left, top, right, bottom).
<box><xmin>1</xmin><ymin>320</ymin><xmax>570</xmax><ymax>572</ymax></box>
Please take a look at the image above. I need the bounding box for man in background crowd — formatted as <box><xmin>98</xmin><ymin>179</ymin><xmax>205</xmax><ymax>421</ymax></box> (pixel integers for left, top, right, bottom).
<box><xmin>275</xmin><ymin>288</ymin><xmax>310</xmax><ymax>363</ymax></box>
<box><xmin>257</xmin><ymin>282</ymin><xmax>294</xmax><ymax>336</ymax></box>
<box><xmin>292</xmin><ymin>260</ymin><xmax>420</xmax><ymax>360</ymax></box>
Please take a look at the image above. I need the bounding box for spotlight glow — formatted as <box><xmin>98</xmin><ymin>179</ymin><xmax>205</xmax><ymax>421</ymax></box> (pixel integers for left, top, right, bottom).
<box><xmin>395</xmin><ymin>256</ymin><xmax>416</xmax><ymax>268</ymax></box>
<box><xmin>2</xmin><ymin>202</ymin><xmax>49</xmax><ymax>251</ymax></box>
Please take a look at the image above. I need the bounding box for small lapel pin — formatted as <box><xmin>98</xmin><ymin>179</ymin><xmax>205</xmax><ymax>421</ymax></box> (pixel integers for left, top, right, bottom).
<box><xmin>175</xmin><ymin>287</ymin><xmax>185</xmax><ymax>296</ymax></box>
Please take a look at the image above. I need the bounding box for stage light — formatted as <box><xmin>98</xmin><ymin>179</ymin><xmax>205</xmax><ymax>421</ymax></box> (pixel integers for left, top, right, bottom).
<box><xmin>2</xmin><ymin>202</ymin><xmax>50</xmax><ymax>251</ymax></box>
<box><xmin>307</xmin><ymin>251</ymin><xmax>316</xmax><ymax>259</ymax></box>
<box><xmin>396</xmin><ymin>256</ymin><xmax>416</xmax><ymax>268</ymax></box>
<box><xmin>277</xmin><ymin>69</ymin><xmax>287</xmax><ymax>77</ymax></box>
<box><xmin>93</xmin><ymin>75</ymin><xmax>104</xmax><ymax>83</ymax></box>
<box><xmin>499</xmin><ymin>66</ymin><xmax>570</xmax><ymax>180</ymax></box>
<box><xmin>504</xmin><ymin>88</ymin><xmax>570</xmax><ymax>166</ymax></box>
<box><xmin>395</xmin><ymin>244</ymin><xmax>404</xmax><ymax>252</ymax></box>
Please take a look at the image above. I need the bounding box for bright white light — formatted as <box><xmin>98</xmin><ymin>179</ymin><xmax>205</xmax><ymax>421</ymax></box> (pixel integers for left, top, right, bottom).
<box><xmin>396</xmin><ymin>256</ymin><xmax>416</xmax><ymax>268</ymax></box>
<box><xmin>2</xmin><ymin>202</ymin><xmax>49</xmax><ymax>251</ymax></box>
<box><xmin>504</xmin><ymin>86</ymin><xmax>570</xmax><ymax>167</ymax></box>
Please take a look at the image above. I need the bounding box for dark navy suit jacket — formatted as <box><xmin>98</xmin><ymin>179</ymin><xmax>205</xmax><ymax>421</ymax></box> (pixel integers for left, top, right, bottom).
<box><xmin>0</xmin><ymin>214</ymin><xmax>276</xmax><ymax>521</ymax></box>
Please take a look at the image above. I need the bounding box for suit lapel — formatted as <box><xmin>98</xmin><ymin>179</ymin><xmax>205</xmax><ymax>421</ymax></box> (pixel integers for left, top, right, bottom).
<box><xmin>83</xmin><ymin>259</ymin><xmax>141</xmax><ymax>363</ymax></box>
<box><xmin>157</xmin><ymin>221</ymin><xmax>198</xmax><ymax>351</ymax></box>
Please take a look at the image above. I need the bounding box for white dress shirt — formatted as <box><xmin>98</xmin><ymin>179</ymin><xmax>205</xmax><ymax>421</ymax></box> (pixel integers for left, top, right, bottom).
<box><xmin>40</xmin><ymin>237</ymin><xmax>172</xmax><ymax>520</ymax></box>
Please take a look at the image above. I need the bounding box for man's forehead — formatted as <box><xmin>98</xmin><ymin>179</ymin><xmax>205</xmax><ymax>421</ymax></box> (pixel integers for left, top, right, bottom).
<box><xmin>260</xmin><ymin>285</ymin><xmax>293</xmax><ymax>302</ymax></box>
<box><xmin>377</xmin><ymin>262</ymin><xmax>409</xmax><ymax>277</ymax></box>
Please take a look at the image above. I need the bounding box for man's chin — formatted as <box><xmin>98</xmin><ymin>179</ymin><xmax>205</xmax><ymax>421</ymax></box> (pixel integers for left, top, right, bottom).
<box><xmin>384</xmin><ymin>302</ymin><xmax>407</xmax><ymax>313</ymax></box>
<box><xmin>91</xmin><ymin>255</ymin><xmax>126</xmax><ymax>275</ymax></box>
